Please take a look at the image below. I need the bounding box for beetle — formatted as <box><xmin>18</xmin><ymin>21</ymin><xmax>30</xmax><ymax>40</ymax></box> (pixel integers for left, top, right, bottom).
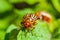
<box><xmin>21</xmin><ymin>11</ymin><xmax>51</xmax><ymax>28</ymax></box>
<box><xmin>21</xmin><ymin>13</ymin><xmax>37</xmax><ymax>28</ymax></box>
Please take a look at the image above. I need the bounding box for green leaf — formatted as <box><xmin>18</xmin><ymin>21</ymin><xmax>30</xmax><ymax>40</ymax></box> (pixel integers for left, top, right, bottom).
<box><xmin>6</xmin><ymin>24</ymin><xmax>18</xmax><ymax>33</ymax></box>
<box><xmin>5</xmin><ymin>24</ymin><xmax>19</xmax><ymax>40</ymax></box>
<box><xmin>8</xmin><ymin>0</ymin><xmax>24</xmax><ymax>3</ymax></box>
<box><xmin>48</xmin><ymin>21</ymin><xmax>58</xmax><ymax>33</ymax></box>
<box><xmin>0</xmin><ymin>30</ymin><xmax>6</xmax><ymax>40</ymax></box>
<box><xmin>51</xmin><ymin>0</ymin><xmax>60</xmax><ymax>13</ymax></box>
<box><xmin>0</xmin><ymin>13</ymin><xmax>17</xmax><ymax>30</ymax></box>
<box><xmin>52</xmin><ymin>19</ymin><xmax>60</xmax><ymax>40</ymax></box>
<box><xmin>24</xmin><ymin>0</ymin><xmax>38</xmax><ymax>5</ymax></box>
<box><xmin>52</xmin><ymin>27</ymin><xmax>60</xmax><ymax>40</ymax></box>
<box><xmin>17</xmin><ymin>21</ymin><xmax>51</xmax><ymax>40</ymax></box>
<box><xmin>0</xmin><ymin>0</ymin><xmax>13</xmax><ymax>13</ymax></box>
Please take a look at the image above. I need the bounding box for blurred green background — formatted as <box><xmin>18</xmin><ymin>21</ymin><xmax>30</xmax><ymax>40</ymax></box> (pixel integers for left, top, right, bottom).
<box><xmin>0</xmin><ymin>0</ymin><xmax>60</xmax><ymax>40</ymax></box>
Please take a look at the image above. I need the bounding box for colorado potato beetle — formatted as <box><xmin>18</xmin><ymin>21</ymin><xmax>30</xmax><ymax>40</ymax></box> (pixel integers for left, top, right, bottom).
<box><xmin>35</xmin><ymin>11</ymin><xmax>51</xmax><ymax>23</ymax></box>
<box><xmin>21</xmin><ymin>11</ymin><xmax>51</xmax><ymax>28</ymax></box>
<box><xmin>21</xmin><ymin>13</ymin><xmax>37</xmax><ymax>28</ymax></box>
